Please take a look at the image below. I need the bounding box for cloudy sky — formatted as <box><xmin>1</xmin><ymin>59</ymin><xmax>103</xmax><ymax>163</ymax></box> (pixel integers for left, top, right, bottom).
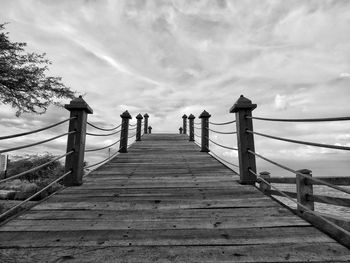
<box><xmin>0</xmin><ymin>0</ymin><xmax>349</xmax><ymax>176</ymax></box>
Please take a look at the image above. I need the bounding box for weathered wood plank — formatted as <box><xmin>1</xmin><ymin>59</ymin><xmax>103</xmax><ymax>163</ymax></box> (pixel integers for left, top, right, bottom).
<box><xmin>30</xmin><ymin>198</ymin><xmax>278</xmax><ymax>211</ymax></box>
<box><xmin>0</xmin><ymin>227</ymin><xmax>333</xmax><ymax>247</ymax></box>
<box><xmin>1</xmin><ymin>243</ymin><xmax>349</xmax><ymax>262</ymax></box>
<box><xmin>0</xmin><ymin>215</ymin><xmax>309</xmax><ymax>231</ymax></box>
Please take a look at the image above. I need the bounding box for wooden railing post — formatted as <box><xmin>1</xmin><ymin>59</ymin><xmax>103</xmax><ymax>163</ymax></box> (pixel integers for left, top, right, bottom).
<box><xmin>179</xmin><ymin>127</ymin><xmax>183</xmax><ymax>134</ymax></box>
<box><xmin>259</xmin><ymin>171</ymin><xmax>271</xmax><ymax>196</ymax></box>
<box><xmin>143</xmin><ymin>113</ymin><xmax>149</xmax><ymax>134</ymax></box>
<box><xmin>188</xmin><ymin>114</ymin><xmax>195</xmax><ymax>141</ymax></box>
<box><xmin>148</xmin><ymin>126</ymin><xmax>152</xmax><ymax>134</ymax></box>
<box><xmin>182</xmin><ymin>114</ymin><xmax>188</xmax><ymax>134</ymax></box>
<box><xmin>63</xmin><ymin>96</ymin><xmax>93</xmax><ymax>186</ymax></box>
<box><xmin>119</xmin><ymin>110</ymin><xmax>132</xmax><ymax>153</ymax></box>
<box><xmin>199</xmin><ymin>110</ymin><xmax>211</xmax><ymax>152</ymax></box>
<box><xmin>230</xmin><ymin>95</ymin><xmax>257</xmax><ymax>185</ymax></box>
<box><xmin>296</xmin><ymin>169</ymin><xmax>314</xmax><ymax>212</ymax></box>
<box><xmin>136</xmin><ymin>113</ymin><xmax>143</xmax><ymax>141</ymax></box>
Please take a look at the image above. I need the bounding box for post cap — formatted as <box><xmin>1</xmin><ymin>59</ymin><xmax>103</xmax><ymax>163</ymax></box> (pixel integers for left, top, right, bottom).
<box><xmin>120</xmin><ymin>110</ymin><xmax>132</xmax><ymax>119</ymax></box>
<box><xmin>199</xmin><ymin>110</ymin><xmax>211</xmax><ymax>118</ymax></box>
<box><xmin>179</xmin><ymin>127</ymin><xmax>183</xmax><ymax>131</ymax></box>
<box><xmin>148</xmin><ymin>126</ymin><xmax>152</xmax><ymax>129</ymax></box>
<box><xmin>297</xmin><ymin>169</ymin><xmax>312</xmax><ymax>174</ymax></box>
<box><xmin>182</xmin><ymin>114</ymin><xmax>188</xmax><ymax>119</ymax></box>
<box><xmin>188</xmin><ymin>114</ymin><xmax>195</xmax><ymax>119</ymax></box>
<box><xmin>230</xmin><ymin>95</ymin><xmax>257</xmax><ymax>113</ymax></box>
<box><xmin>144</xmin><ymin>113</ymin><xmax>149</xmax><ymax>118</ymax></box>
<box><xmin>136</xmin><ymin>113</ymin><xmax>143</xmax><ymax>119</ymax></box>
<box><xmin>65</xmin><ymin>95</ymin><xmax>93</xmax><ymax>114</ymax></box>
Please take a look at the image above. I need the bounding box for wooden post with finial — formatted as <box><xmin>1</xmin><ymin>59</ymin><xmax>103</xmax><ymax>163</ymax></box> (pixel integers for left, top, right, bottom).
<box><xmin>230</xmin><ymin>95</ymin><xmax>257</xmax><ymax>184</ymax></box>
<box><xmin>136</xmin><ymin>113</ymin><xmax>143</xmax><ymax>141</ymax></box>
<box><xmin>143</xmin><ymin>113</ymin><xmax>149</xmax><ymax>134</ymax></box>
<box><xmin>188</xmin><ymin>114</ymin><xmax>195</xmax><ymax>141</ymax></box>
<box><xmin>119</xmin><ymin>110</ymin><xmax>132</xmax><ymax>153</ymax></box>
<box><xmin>199</xmin><ymin>110</ymin><xmax>211</xmax><ymax>152</ymax></box>
<box><xmin>148</xmin><ymin>126</ymin><xmax>152</xmax><ymax>134</ymax></box>
<box><xmin>64</xmin><ymin>96</ymin><xmax>93</xmax><ymax>186</ymax></box>
<box><xmin>182</xmin><ymin>114</ymin><xmax>188</xmax><ymax>134</ymax></box>
<box><xmin>179</xmin><ymin>127</ymin><xmax>183</xmax><ymax>134</ymax></box>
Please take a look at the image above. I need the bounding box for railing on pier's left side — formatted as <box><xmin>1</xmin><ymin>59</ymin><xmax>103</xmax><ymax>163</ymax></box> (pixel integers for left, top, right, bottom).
<box><xmin>0</xmin><ymin>95</ymin><xmax>150</xmax><ymax>222</ymax></box>
<box><xmin>180</xmin><ymin>94</ymin><xmax>350</xmax><ymax>249</ymax></box>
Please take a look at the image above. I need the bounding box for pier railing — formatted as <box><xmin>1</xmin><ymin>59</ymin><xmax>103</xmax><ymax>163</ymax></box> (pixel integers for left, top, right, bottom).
<box><xmin>182</xmin><ymin>94</ymin><xmax>350</xmax><ymax>248</ymax></box>
<box><xmin>0</xmin><ymin>96</ymin><xmax>149</xmax><ymax>221</ymax></box>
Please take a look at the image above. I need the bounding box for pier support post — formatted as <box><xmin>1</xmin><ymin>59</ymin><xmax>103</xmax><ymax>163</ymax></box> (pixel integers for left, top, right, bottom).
<box><xmin>64</xmin><ymin>96</ymin><xmax>93</xmax><ymax>186</ymax></box>
<box><xmin>179</xmin><ymin>127</ymin><xmax>183</xmax><ymax>134</ymax></box>
<box><xmin>119</xmin><ymin>110</ymin><xmax>132</xmax><ymax>153</ymax></box>
<box><xmin>143</xmin><ymin>113</ymin><xmax>149</xmax><ymax>134</ymax></box>
<box><xmin>136</xmin><ymin>113</ymin><xmax>143</xmax><ymax>141</ymax></box>
<box><xmin>296</xmin><ymin>169</ymin><xmax>314</xmax><ymax>212</ymax></box>
<box><xmin>188</xmin><ymin>114</ymin><xmax>195</xmax><ymax>142</ymax></box>
<box><xmin>230</xmin><ymin>95</ymin><xmax>257</xmax><ymax>185</ymax></box>
<box><xmin>148</xmin><ymin>126</ymin><xmax>152</xmax><ymax>134</ymax></box>
<box><xmin>259</xmin><ymin>171</ymin><xmax>271</xmax><ymax>196</ymax></box>
<box><xmin>199</xmin><ymin>110</ymin><xmax>211</xmax><ymax>152</ymax></box>
<box><xmin>182</xmin><ymin>114</ymin><xmax>188</xmax><ymax>134</ymax></box>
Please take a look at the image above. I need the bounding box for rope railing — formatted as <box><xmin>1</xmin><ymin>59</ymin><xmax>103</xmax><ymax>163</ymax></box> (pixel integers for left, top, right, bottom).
<box><xmin>247</xmin><ymin>149</ymin><xmax>350</xmax><ymax>195</ymax></box>
<box><xmin>0</xmin><ymin>117</ymin><xmax>75</xmax><ymax>141</ymax></box>
<box><xmin>129</xmin><ymin>123</ymin><xmax>137</xmax><ymax>127</ymax></box>
<box><xmin>85</xmin><ymin>138</ymin><xmax>122</xmax><ymax>153</ymax></box>
<box><xmin>207</xmin><ymin>137</ymin><xmax>238</xmax><ymax>151</ymax></box>
<box><xmin>0</xmin><ymin>151</ymin><xmax>74</xmax><ymax>184</ymax></box>
<box><xmin>87</xmin><ymin>121</ymin><xmax>122</xmax><ymax>131</ymax></box>
<box><xmin>208</xmin><ymin>128</ymin><xmax>236</xmax><ymax>135</ymax></box>
<box><xmin>0</xmin><ymin>170</ymin><xmax>72</xmax><ymax>221</ymax></box>
<box><xmin>129</xmin><ymin>126</ymin><xmax>137</xmax><ymax>131</ymax></box>
<box><xmin>128</xmin><ymin>133</ymin><xmax>136</xmax><ymax>139</ymax></box>
<box><xmin>0</xmin><ymin>131</ymin><xmax>76</xmax><ymax>154</ymax></box>
<box><xmin>210</xmin><ymin>151</ymin><xmax>239</xmax><ymax>168</ymax></box>
<box><xmin>247</xmin><ymin>130</ymin><xmax>350</xmax><ymax>151</ymax></box>
<box><xmin>194</xmin><ymin>122</ymin><xmax>201</xmax><ymax>125</ymax></box>
<box><xmin>183</xmin><ymin>95</ymin><xmax>350</xmax><ymax>247</ymax></box>
<box><xmin>246</xmin><ymin>116</ymin><xmax>350</xmax><ymax>122</ymax></box>
<box><xmin>84</xmin><ymin>150</ymin><xmax>120</xmax><ymax>170</ymax></box>
<box><xmin>86</xmin><ymin>129</ymin><xmax>121</xmax><ymax>137</ymax></box>
<box><xmin>209</xmin><ymin>120</ymin><xmax>235</xmax><ymax>126</ymax></box>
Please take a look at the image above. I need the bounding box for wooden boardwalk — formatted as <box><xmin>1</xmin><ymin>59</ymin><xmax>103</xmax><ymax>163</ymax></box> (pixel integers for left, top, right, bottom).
<box><xmin>0</xmin><ymin>134</ymin><xmax>349</xmax><ymax>262</ymax></box>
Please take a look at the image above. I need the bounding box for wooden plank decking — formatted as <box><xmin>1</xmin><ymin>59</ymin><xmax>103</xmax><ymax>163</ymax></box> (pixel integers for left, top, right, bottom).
<box><xmin>0</xmin><ymin>134</ymin><xmax>349</xmax><ymax>262</ymax></box>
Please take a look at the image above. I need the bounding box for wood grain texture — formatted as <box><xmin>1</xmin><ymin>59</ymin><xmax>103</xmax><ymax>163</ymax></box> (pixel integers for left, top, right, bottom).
<box><xmin>0</xmin><ymin>133</ymin><xmax>349</xmax><ymax>262</ymax></box>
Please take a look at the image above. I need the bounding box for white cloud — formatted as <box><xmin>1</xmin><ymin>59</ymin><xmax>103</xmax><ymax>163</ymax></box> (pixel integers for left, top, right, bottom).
<box><xmin>274</xmin><ymin>94</ymin><xmax>288</xmax><ymax>110</ymax></box>
<box><xmin>340</xmin><ymin>72</ymin><xmax>350</xmax><ymax>78</ymax></box>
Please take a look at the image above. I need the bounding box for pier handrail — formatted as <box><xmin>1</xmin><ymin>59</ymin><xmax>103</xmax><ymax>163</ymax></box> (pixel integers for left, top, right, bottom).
<box><xmin>87</xmin><ymin>121</ymin><xmax>121</xmax><ymax>131</ymax></box>
<box><xmin>184</xmin><ymin>94</ymin><xmax>350</xmax><ymax>248</ymax></box>
<box><xmin>0</xmin><ymin>117</ymin><xmax>75</xmax><ymax>140</ymax></box>
<box><xmin>1</xmin><ymin>95</ymin><xmax>150</xmax><ymax>222</ymax></box>
<box><xmin>209</xmin><ymin>120</ymin><xmax>236</xmax><ymax>125</ymax></box>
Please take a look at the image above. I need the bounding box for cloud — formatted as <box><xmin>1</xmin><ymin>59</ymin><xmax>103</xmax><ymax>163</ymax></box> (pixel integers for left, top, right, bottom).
<box><xmin>274</xmin><ymin>94</ymin><xmax>288</xmax><ymax>110</ymax></box>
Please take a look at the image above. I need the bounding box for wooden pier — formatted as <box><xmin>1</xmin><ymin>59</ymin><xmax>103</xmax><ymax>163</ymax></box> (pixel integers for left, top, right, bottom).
<box><xmin>0</xmin><ymin>134</ymin><xmax>349</xmax><ymax>262</ymax></box>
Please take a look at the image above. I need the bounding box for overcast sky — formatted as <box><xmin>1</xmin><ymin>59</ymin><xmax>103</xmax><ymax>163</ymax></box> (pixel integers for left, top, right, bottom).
<box><xmin>0</xmin><ymin>0</ymin><xmax>349</xmax><ymax>176</ymax></box>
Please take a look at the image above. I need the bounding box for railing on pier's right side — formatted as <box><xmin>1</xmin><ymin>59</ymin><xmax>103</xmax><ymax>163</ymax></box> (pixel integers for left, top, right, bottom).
<box><xmin>180</xmin><ymin>95</ymin><xmax>350</xmax><ymax>248</ymax></box>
